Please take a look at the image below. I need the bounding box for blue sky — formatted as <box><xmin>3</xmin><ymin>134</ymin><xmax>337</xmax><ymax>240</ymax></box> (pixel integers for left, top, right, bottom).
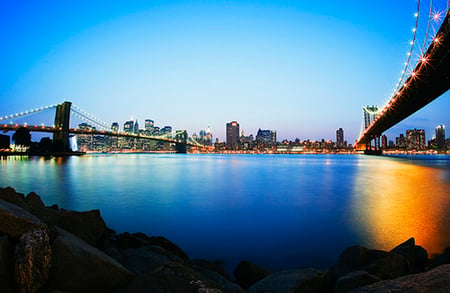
<box><xmin>1</xmin><ymin>0</ymin><xmax>449</xmax><ymax>143</ymax></box>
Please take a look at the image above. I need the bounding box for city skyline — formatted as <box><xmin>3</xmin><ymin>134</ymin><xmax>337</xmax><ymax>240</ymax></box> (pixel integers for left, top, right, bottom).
<box><xmin>1</xmin><ymin>1</ymin><xmax>449</xmax><ymax>143</ymax></box>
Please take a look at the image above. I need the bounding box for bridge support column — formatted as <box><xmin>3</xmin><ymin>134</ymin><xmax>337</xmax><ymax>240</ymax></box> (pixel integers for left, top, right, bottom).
<box><xmin>54</xmin><ymin>101</ymin><xmax>72</xmax><ymax>152</ymax></box>
<box><xmin>364</xmin><ymin>135</ymin><xmax>382</xmax><ymax>155</ymax></box>
<box><xmin>175</xmin><ymin>130</ymin><xmax>187</xmax><ymax>154</ymax></box>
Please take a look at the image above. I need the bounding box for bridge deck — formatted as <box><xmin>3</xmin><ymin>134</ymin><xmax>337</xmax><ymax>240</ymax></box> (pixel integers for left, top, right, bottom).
<box><xmin>357</xmin><ymin>11</ymin><xmax>450</xmax><ymax>147</ymax></box>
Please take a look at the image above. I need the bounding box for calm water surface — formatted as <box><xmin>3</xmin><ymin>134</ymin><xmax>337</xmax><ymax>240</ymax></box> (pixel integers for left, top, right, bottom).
<box><xmin>1</xmin><ymin>154</ymin><xmax>450</xmax><ymax>272</ymax></box>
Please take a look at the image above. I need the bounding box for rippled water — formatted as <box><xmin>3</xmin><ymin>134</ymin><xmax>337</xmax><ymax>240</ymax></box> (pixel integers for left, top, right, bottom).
<box><xmin>1</xmin><ymin>154</ymin><xmax>449</xmax><ymax>272</ymax></box>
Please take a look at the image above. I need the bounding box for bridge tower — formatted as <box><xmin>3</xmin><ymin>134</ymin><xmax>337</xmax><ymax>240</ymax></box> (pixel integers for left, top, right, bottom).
<box><xmin>53</xmin><ymin>101</ymin><xmax>72</xmax><ymax>152</ymax></box>
<box><xmin>362</xmin><ymin>106</ymin><xmax>382</xmax><ymax>154</ymax></box>
<box><xmin>174</xmin><ymin>130</ymin><xmax>187</xmax><ymax>154</ymax></box>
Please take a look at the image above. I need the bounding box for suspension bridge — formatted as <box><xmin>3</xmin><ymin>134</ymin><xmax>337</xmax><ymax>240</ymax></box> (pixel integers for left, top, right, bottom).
<box><xmin>356</xmin><ymin>2</ymin><xmax>450</xmax><ymax>153</ymax></box>
<box><xmin>0</xmin><ymin>101</ymin><xmax>212</xmax><ymax>154</ymax></box>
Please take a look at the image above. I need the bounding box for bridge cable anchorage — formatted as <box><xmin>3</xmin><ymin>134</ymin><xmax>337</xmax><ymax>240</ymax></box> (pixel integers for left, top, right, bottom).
<box><xmin>0</xmin><ymin>103</ymin><xmax>59</xmax><ymax>123</ymax></box>
<box><xmin>71</xmin><ymin>104</ymin><xmax>110</xmax><ymax>130</ymax></box>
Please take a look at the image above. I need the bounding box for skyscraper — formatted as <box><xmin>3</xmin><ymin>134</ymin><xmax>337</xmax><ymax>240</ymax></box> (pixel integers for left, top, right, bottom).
<box><xmin>145</xmin><ymin>119</ymin><xmax>154</xmax><ymax>131</ymax></box>
<box><xmin>336</xmin><ymin>128</ymin><xmax>344</xmax><ymax>148</ymax></box>
<box><xmin>256</xmin><ymin>129</ymin><xmax>276</xmax><ymax>148</ymax></box>
<box><xmin>226</xmin><ymin>121</ymin><xmax>240</xmax><ymax>149</ymax></box>
<box><xmin>111</xmin><ymin>122</ymin><xmax>119</xmax><ymax>132</ymax></box>
<box><xmin>123</xmin><ymin>121</ymin><xmax>134</xmax><ymax>133</ymax></box>
<box><xmin>406</xmin><ymin>129</ymin><xmax>426</xmax><ymax>150</ymax></box>
<box><xmin>134</xmin><ymin>120</ymin><xmax>139</xmax><ymax>134</ymax></box>
<box><xmin>436</xmin><ymin>125</ymin><xmax>445</xmax><ymax>149</ymax></box>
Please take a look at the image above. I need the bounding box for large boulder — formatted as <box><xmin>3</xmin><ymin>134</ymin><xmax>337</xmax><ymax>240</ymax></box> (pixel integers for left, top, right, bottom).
<box><xmin>365</xmin><ymin>251</ymin><xmax>405</xmax><ymax>279</ymax></box>
<box><xmin>247</xmin><ymin>268</ymin><xmax>332</xmax><ymax>293</ymax></box>
<box><xmin>333</xmin><ymin>244</ymin><xmax>406</xmax><ymax>280</ymax></box>
<box><xmin>14</xmin><ymin>229</ymin><xmax>52</xmax><ymax>293</ymax></box>
<box><xmin>49</xmin><ymin>228</ymin><xmax>133</xmax><ymax>292</ymax></box>
<box><xmin>0</xmin><ymin>199</ymin><xmax>47</xmax><ymax>238</ymax></box>
<box><xmin>390</xmin><ymin>237</ymin><xmax>428</xmax><ymax>273</ymax></box>
<box><xmin>190</xmin><ymin>260</ymin><xmax>244</xmax><ymax>292</ymax></box>
<box><xmin>233</xmin><ymin>260</ymin><xmax>271</xmax><ymax>289</ymax></box>
<box><xmin>334</xmin><ymin>270</ymin><xmax>380</xmax><ymax>293</ymax></box>
<box><xmin>352</xmin><ymin>264</ymin><xmax>450</xmax><ymax>292</ymax></box>
<box><xmin>31</xmin><ymin>207</ymin><xmax>108</xmax><ymax>247</ymax></box>
<box><xmin>120</xmin><ymin>246</ymin><xmax>173</xmax><ymax>275</ymax></box>
<box><xmin>0</xmin><ymin>235</ymin><xmax>13</xmax><ymax>293</ymax></box>
<box><xmin>121</xmin><ymin>262</ymin><xmax>242</xmax><ymax>293</ymax></box>
<box><xmin>0</xmin><ymin>187</ymin><xmax>27</xmax><ymax>210</ymax></box>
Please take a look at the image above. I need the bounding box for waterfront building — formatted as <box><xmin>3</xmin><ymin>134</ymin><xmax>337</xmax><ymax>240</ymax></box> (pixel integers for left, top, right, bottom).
<box><xmin>226</xmin><ymin>121</ymin><xmax>240</xmax><ymax>149</ymax></box>
<box><xmin>160</xmin><ymin>126</ymin><xmax>172</xmax><ymax>136</ymax></box>
<box><xmin>381</xmin><ymin>135</ymin><xmax>387</xmax><ymax>149</ymax></box>
<box><xmin>396</xmin><ymin>134</ymin><xmax>406</xmax><ymax>149</ymax></box>
<box><xmin>240</xmin><ymin>130</ymin><xmax>254</xmax><ymax>150</ymax></box>
<box><xmin>255</xmin><ymin>129</ymin><xmax>276</xmax><ymax>149</ymax></box>
<box><xmin>111</xmin><ymin>122</ymin><xmax>119</xmax><ymax>132</ymax></box>
<box><xmin>436</xmin><ymin>125</ymin><xmax>445</xmax><ymax>149</ymax></box>
<box><xmin>123</xmin><ymin>121</ymin><xmax>134</xmax><ymax>133</ymax></box>
<box><xmin>145</xmin><ymin>119</ymin><xmax>154</xmax><ymax>130</ymax></box>
<box><xmin>76</xmin><ymin>123</ymin><xmax>95</xmax><ymax>151</ymax></box>
<box><xmin>134</xmin><ymin>120</ymin><xmax>139</xmax><ymax>134</ymax></box>
<box><xmin>336</xmin><ymin>128</ymin><xmax>344</xmax><ymax>148</ymax></box>
<box><xmin>406</xmin><ymin>129</ymin><xmax>426</xmax><ymax>150</ymax></box>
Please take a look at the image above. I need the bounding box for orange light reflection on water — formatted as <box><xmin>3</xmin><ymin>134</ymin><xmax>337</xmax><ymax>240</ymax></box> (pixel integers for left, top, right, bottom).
<box><xmin>352</xmin><ymin>157</ymin><xmax>450</xmax><ymax>256</ymax></box>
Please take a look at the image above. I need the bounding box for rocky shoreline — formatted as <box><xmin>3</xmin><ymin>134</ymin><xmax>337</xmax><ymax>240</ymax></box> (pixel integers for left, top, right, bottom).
<box><xmin>1</xmin><ymin>187</ymin><xmax>450</xmax><ymax>292</ymax></box>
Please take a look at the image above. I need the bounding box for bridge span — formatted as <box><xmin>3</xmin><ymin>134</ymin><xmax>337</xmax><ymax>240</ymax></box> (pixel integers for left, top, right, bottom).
<box><xmin>356</xmin><ymin>10</ymin><xmax>450</xmax><ymax>151</ymax></box>
<box><xmin>0</xmin><ymin>101</ymin><xmax>211</xmax><ymax>154</ymax></box>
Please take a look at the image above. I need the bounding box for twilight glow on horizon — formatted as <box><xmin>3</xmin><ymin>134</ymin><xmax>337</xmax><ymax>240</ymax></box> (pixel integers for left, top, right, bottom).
<box><xmin>1</xmin><ymin>1</ymin><xmax>449</xmax><ymax>143</ymax></box>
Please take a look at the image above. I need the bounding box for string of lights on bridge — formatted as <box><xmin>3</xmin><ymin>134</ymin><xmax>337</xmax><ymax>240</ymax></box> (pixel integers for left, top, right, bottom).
<box><xmin>0</xmin><ymin>104</ymin><xmax>59</xmax><ymax>124</ymax></box>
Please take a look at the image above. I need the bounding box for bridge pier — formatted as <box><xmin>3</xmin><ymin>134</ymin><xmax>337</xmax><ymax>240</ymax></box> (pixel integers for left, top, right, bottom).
<box><xmin>364</xmin><ymin>135</ymin><xmax>383</xmax><ymax>155</ymax></box>
<box><xmin>175</xmin><ymin>130</ymin><xmax>187</xmax><ymax>154</ymax></box>
<box><xmin>53</xmin><ymin>101</ymin><xmax>72</xmax><ymax>152</ymax></box>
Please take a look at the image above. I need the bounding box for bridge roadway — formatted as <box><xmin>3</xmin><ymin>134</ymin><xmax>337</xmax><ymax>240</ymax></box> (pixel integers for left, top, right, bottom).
<box><xmin>356</xmin><ymin>10</ymin><xmax>450</xmax><ymax>148</ymax></box>
<box><xmin>0</xmin><ymin>124</ymin><xmax>200</xmax><ymax>147</ymax></box>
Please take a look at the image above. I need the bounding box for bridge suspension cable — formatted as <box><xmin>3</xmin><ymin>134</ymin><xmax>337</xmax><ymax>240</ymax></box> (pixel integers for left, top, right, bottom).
<box><xmin>71</xmin><ymin>104</ymin><xmax>110</xmax><ymax>130</ymax></box>
<box><xmin>391</xmin><ymin>0</ymin><xmax>448</xmax><ymax>100</ymax></box>
<box><xmin>0</xmin><ymin>104</ymin><xmax>59</xmax><ymax>123</ymax></box>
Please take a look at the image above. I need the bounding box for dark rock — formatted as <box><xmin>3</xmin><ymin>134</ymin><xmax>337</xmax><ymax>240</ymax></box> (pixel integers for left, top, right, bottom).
<box><xmin>233</xmin><ymin>260</ymin><xmax>271</xmax><ymax>289</ymax></box>
<box><xmin>192</xmin><ymin>259</ymin><xmax>230</xmax><ymax>280</ymax></box>
<box><xmin>121</xmin><ymin>262</ymin><xmax>243</xmax><ymax>293</ymax></box>
<box><xmin>334</xmin><ymin>270</ymin><xmax>380</xmax><ymax>293</ymax></box>
<box><xmin>352</xmin><ymin>264</ymin><xmax>450</xmax><ymax>292</ymax></box>
<box><xmin>338</xmin><ymin>245</ymin><xmax>370</xmax><ymax>271</ymax></box>
<box><xmin>118</xmin><ymin>232</ymin><xmax>151</xmax><ymax>249</ymax></box>
<box><xmin>334</xmin><ymin>244</ymin><xmax>406</xmax><ymax>280</ymax></box>
<box><xmin>24</xmin><ymin>192</ymin><xmax>45</xmax><ymax>210</ymax></box>
<box><xmin>431</xmin><ymin>246</ymin><xmax>450</xmax><ymax>267</ymax></box>
<box><xmin>120</xmin><ymin>246</ymin><xmax>172</xmax><ymax>275</ymax></box>
<box><xmin>0</xmin><ymin>235</ymin><xmax>13</xmax><ymax>293</ymax></box>
<box><xmin>366</xmin><ymin>251</ymin><xmax>405</xmax><ymax>279</ymax></box>
<box><xmin>38</xmin><ymin>209</ymin><xmax>107</xmax><ymax>247</ymax></box>
<box><xmin>48</xmin><ymin>204</ymin><xmax>59</xmax><ymax>210</ymax></box>
<box><xmin>0</xmin><ymin>199</ymin><xmax>48</xmax><ymax>238</ymax></box>
<box><xmin>390</xmin><ymin>237</ymin><xmax>428</xmax><ymax>273</ymax></box>
<box><xmin>189</xmin><ymin>262</ymin><xmax>245</xmax><ymax>293</ymax></box>
<box><xmin>147</xmin><ymin>236</ymin><xmax>189</xmax><ymax>262</ymax></box>
<box><xmin>14</xmin><ymin>229</ymin><xmax>52</xmax><ymax>293</ymax></box>
<box><xmin>0</xmin><ymin>187</ymin><xmax>27</xmax><ymax>210</ymax></box>
<box><xmin>49</xmin><ymin>227</ymin><xmax>133</xmax><ymax>293</ymax></box>
<box><xmin>247</xmin><ymin>268</ymin><xmax>332</xmax><ymax>293</ymax></box>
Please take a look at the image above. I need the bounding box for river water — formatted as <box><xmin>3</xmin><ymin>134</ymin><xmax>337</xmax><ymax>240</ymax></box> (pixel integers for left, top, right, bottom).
<box><xmin>1</xmin><ymin>154</ymin><xmax>449</xmax><ymax>272</ymax></box>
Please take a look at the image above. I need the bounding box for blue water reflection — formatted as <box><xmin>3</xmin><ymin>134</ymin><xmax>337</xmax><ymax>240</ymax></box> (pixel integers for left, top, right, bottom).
<box><xmin>1</xmin><ymin>154</ymin><xmax>449</xmax><ymax>272</ymax></box>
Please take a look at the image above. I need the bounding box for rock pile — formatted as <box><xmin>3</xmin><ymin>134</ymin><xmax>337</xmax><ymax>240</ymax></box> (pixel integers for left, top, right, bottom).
<box><xmin>1</xmin><ymin>186</ymin><xmax>450</xmax><ymax>292</ymax></box>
